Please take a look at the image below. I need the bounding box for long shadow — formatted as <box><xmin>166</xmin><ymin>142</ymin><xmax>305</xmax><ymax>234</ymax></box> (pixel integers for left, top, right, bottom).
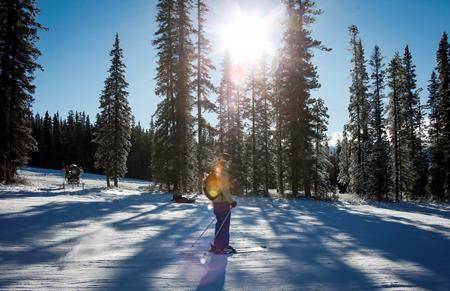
<box><xmin>255</xmin><ymin>199</ymin><xmax>450</xmax><ymax>289</ymax></box>
<box><xmin>230</xmin><ymin>196</ymin><xmax>450</xmax><ymax>289</ymax></box>
<box><xmin>0</xmin><ymin>188</ymin><xmax>171</xmax><ymax>249</ymax></box>
<box><xmin>254</xmin><ymin>203</ymin><xmax>375</xmax><ymax>289</ymax></box>
<box><xmin>0</xmin><ymin>235</ymin><xmax>87</xmax><ymax>266</ymax></box>
<box><xmin>302</xmin><ymin>202</ymin><xmax>450</xmax><ymax>289</ymax></box>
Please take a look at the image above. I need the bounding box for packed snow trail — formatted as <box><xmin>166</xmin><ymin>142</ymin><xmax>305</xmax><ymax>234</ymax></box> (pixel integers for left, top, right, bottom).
<box><xmin>0</xmin><ymin>168</ymin><xmax>449</xmax><ymax>290</ymax></box>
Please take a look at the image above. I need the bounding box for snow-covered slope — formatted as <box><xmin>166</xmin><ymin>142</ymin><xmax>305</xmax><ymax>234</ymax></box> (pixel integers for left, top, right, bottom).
<box><xmin>0</xmin><ymin>167</ymin><xmax>449</xmax><ymax>290</ymax></box>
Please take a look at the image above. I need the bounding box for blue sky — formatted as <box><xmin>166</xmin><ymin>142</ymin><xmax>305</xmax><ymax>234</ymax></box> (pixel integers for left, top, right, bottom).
<box><xmin>34</xmin><ymin>0</ymin><xmax>450</xmax><ymax>140</ymax></box>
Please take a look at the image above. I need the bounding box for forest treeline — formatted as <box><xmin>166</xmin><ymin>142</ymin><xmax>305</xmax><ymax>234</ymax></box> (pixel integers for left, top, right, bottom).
<box><xmin>29</xmin><ymin>110</ymin><xmax>154</xmax><ymax>181</ymax></box>
<box><xmin>337</xmin><ymin>27</ymin><xmax>450</xmax><ymax>202</ymax></box>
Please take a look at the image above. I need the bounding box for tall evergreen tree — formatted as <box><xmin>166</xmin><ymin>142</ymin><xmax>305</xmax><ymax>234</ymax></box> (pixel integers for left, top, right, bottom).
<box><xmin>387</xmin><ymin>52</ymin><xmax>414</xmax><ymax>201</ymax></box>
<box><xmin>255</xmin><ymin>56</ymin><xmax>275</xmax><ymax>195</ymax></box>
<box><xmin>93</xmin><ymin>34</ymin><xmax>132</xmax><ymax>187</ymax></box>
<box><xmin>402</xmin><ymin>45</ymin><xmax>426</xmax><ymax>198</ymax></box>
<box><xmin>216</xmin><ymin>52</ymin><xmax>246</xmax><ymax>194</ymax></box>
<box><xmin>173</xmin><ymin>0</ymin><xmax>195</xmax><ymax>193</ymax></box>
<box><xmin>347</xmin><ymin>26</ymin><xmax>371</xmax><ymax>196</ymax></box>
<box><xmin>429</xmin><ymin>32</ymin><xmax>450</xmax><ymax>201</ymax></box>
<box><xmin>427</xmin><ymin>70</ymin><xmax>444</xmax><ymax>200</ymax></box>
<box><xmin>153</xmin><ymin>0</ymin><xmax>196</xmax><ymax>194</ymax></box>
<box><xmin>278</xmin><ymin>0</ymin><xmax>329</xmax><ymax>197</ymax></box>
<box><xmin>367</xmin><ymin>45</ymin><xmax>389</xmax><ymax>199</ymax></box>
<box><xmin>153</xmin><ymin>0</ymin><xmax>176</xmax><ymax>191</ymax></box>
<box><xmin>194</xmin><ymin>0</ymin><xmax>215</xmax><ymax>195</ymax></box>
<box><xmin>273</xmin><ymin>56</ymin><xmax>287</xmax><ymax>196</ymax></box>
<box><xmin>245</xmin><ymin>56</ymin><xmax>275</xmax><ymax>195</ymax></box>
<box><xmin>0</xmin><ymin>0</ymin><xmax>44</xmax><ymax>182</ymax></box>
<box><xmin>248</xmin><ymin>66</ymin><xmax>259</xmax><ymax>194</ymax></box>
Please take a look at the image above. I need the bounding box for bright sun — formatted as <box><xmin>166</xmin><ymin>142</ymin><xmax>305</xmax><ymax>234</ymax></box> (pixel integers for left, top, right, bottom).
<box><xmin>221</xmin><ymin>11</ymin><xmax>272</xmax><ymax>63</ymax></box>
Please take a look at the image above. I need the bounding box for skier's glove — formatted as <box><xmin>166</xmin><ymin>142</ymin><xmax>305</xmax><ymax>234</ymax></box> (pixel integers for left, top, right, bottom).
<box><xmin>231</xmin><ymin>200</ymin><xmax>237</xmax><ymax>208</ymax></box>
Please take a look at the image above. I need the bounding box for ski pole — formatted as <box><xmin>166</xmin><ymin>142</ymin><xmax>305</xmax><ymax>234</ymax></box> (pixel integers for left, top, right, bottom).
<box><xmin>191</xmin><ymin>215</ymin><xmax>216</xmax><ymax>248</ymax></box>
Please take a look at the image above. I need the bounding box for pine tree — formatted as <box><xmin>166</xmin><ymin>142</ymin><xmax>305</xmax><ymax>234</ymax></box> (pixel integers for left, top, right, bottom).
<box><xmin>427</xmin><ymin>70</ymin><xmax>444</xmax><ymax>198</ymax></box>
<box><xmin>173</xmin><ymin>0</ymin><xmax>195</xmax><ymax>193</ymax></box>
<box><xmin>256</xmin><ymin>56</ymin><xmax>275</xmax><ymax>195</ymax></box>
<box><xmin>367</xmin><ymin>45</ymin><xmax>389</xmax><ymax>199</ymax></box>
<box><xmin>430</xmin><ymin>32</ymin><xmax>450</xmax><ymax>201</ymax></box>
<box><xmin>310</xmin><ymin>98</ymin><xmax>331</xmax><ymax>198</ymax></box>
<box><xmin>402</xmin><ymin>45</ymin><xmax>426</xmax><ymax>198</ymax></box>
<box><xmin>93</xmin><ymin>34</ymin><xmax>132</xmax><ymax>187</ymax></box>
<box><xmin>0</xmin><ymin>0</ymin><xmax>44</xmax><ymax>182</ymax></box>
<box><xmin>153</xmin><ymin>0</ymin><xmax>196</xmax><ymax>194</ymax></box>
<box><xmin>233</xmin><ymin>64</ymin><xmax>247</xmax><ymax>194</ymax></box>
<box><xmin>273</xmin><ymin>56</ymin><xmax>287</xmax><ymax>196</ymax></box>
<box><xmin>427</xmin><ymin>70</ymin><xmax>444</xmax><ymax>199</ymax></box>
<box><xmin>216</xmin><ymin>52</ymin><xmax>246</xmax><ymax>194</ymax></box>
<box><xmin>347</xmin><ymin>26</ymin><xmax>371</xmax><ymax>196</ymax></box>
<box><xmin>193</xmin><ymin>0</ymin><xmax>216</xmax><ymax>195</ymax></box>
<box><xmin>438</xmin><ymin>33</ymin><xmax>450</xmax><ymax>201</ymax></box>
<box><xmin>248</xmin><ymin>66</ymin><xmax>259</xmax><ymax>194</ymax></box>
<box><xmin>387</xmin><ymin>52</ymin><xmax>414</xmax><ymax>201</ymax></box>
<box><xmin>153</xmin><ymin>0</ymin><xmax>176</xmax><ymax>191</ymax></box>
<box><xmin>278</xmin><ymin>0</ymin><xmax>329</xmax><ymax>197</ymax></box>
<box><xmin>245</xmin><ymin>56</ymin><xmax>275</xmax><ymax>195</ymax></box>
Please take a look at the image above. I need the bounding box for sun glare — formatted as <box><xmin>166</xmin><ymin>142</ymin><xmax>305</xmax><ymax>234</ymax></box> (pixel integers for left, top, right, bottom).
<box><xmin>220</xmin><ymin>11</ymin><xmax>273</xmax><ymax>63</ymax></box>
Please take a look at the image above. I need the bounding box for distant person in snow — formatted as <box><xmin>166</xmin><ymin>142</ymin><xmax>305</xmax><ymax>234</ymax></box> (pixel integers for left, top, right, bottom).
<box><xmin>204</xmin><ymin>155</ymin><xmax>237</xmax><ymax>254</ymax></box>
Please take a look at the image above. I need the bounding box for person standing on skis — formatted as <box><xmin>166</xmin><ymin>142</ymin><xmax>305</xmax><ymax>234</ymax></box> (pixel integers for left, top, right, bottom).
<box><xmin>206</xmin><ymin>157</ymin><xmax>237</xmax><ymax>254</ymax></box>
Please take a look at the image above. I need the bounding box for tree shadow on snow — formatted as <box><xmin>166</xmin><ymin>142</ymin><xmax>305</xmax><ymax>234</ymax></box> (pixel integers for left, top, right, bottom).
<box><xmin>0</xmin><ymin>189</ymin><xmax>172</xmax><ymax>259</ymax></box>
<box><xmin>104</xmin><ymin>203</ymin><xmax>213</xmax><ymax>290</ymax></box>
<box><xmin>244</xmin><ymin>199</ymin><xmax>450</xmax><ymax>290</ymax></box>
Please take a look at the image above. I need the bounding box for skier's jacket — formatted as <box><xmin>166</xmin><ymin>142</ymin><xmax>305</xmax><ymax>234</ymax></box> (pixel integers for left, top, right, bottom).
<box><xmin>204</xmin><ymin>172</ymin><xmax>234</xmax><ymax>203</ymax></box>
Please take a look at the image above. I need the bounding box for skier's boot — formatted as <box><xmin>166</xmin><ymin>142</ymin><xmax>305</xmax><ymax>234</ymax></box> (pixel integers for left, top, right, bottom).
<box><xmin>222</xmin><ymin>245</ymin><xmax>237</xmax><ymax>254</ymax></box>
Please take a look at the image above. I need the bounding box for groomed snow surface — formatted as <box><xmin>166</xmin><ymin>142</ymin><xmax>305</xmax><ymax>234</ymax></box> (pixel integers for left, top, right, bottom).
<box><xmin>1</xmin><ymin>167</ymin><xmax>449</xmax><ymax>290</ymax></box>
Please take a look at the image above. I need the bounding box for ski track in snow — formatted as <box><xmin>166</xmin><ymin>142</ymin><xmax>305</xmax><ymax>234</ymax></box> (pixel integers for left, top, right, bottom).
<box><xmin>0</xmin><ymin>167</ymin><xmax>449</xmax><ymax>290</ymax></box>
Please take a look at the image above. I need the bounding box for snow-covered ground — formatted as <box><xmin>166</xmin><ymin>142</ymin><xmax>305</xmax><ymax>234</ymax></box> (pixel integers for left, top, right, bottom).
<box><xmin>0</xmin><ymin>167</ymin><xmax>449</xmax><ymax>290</ymax></box>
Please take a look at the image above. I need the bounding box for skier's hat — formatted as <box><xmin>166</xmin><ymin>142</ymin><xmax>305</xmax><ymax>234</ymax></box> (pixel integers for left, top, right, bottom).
<box><xmin>204</xmin><ymin>172</ymin><xmax>221</xmax><ymax>200</ymax></box>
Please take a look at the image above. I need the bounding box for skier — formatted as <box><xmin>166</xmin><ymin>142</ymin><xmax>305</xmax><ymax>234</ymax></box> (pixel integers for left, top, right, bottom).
<box><xmin>206</xmin><ymin>156</ymin><xmax>237</xmax><ymax>254</ymax></box>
